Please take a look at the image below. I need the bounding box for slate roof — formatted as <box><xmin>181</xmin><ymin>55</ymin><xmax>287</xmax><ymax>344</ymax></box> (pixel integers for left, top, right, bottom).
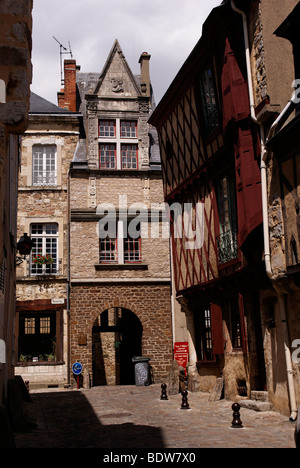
<box><xmin>29</xmin><ymin>91</ymin><xmax>78</xmax><ymax>115</ymax></box>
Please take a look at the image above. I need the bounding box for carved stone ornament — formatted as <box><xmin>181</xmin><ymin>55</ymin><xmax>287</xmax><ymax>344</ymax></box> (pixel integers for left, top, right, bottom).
<box><xmin>111</xmin><ymin>78</ymin><xmax>124</xmax><ymax>93</ymax></box>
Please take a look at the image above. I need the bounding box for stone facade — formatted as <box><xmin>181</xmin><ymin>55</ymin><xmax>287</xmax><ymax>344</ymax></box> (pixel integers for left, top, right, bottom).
<box><xmin>67</xmin><ymin>41</ymin><xmax>173</xmax><ymax>386</ymax></box>
<box><xmin>0</xmin><ymin>0</ymin><xmax>32</xmax><ymax>406</ymax></box>
<box><xmin>15</xmin><ymin>96</ymin><xmax>80</xmax><ymax>388</ymax></box>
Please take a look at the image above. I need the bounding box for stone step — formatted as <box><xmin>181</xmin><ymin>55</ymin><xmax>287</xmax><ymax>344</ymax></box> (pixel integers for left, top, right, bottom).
<box><xmin>250</xmin><ymin>391</ymin><xmax>269</xmax><ymax>402</ymax></box>
<box><xmin>239</xmin><ymin>399</ymin><xmax>273</xmax><ymax>412</ymax></box>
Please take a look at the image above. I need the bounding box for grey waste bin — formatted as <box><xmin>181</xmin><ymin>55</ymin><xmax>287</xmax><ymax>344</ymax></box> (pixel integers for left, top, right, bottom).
<box><xmin>132</xmin><ymin>356</ymin><xmax>151</xmax><ymax>386</ymax></box>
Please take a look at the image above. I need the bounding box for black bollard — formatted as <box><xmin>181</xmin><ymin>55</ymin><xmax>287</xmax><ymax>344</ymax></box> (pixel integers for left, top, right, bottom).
<box><xmin>231</xmin><ymin>402</ymin><xmax>243</xmax><ymax>428</ymax></box>
<box><xmin>181</xmin><ymin>389</ymin><xmax>190</xmax><ymax>410</ymax></box>
<box><xmin>160</xmin><ymin>383</ymin><xmax>168</xmax><ymax>400</ymax></box>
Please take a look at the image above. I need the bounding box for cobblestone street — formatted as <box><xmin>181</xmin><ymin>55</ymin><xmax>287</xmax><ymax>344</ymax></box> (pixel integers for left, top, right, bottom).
<box><xmin>14</xmin><ymin>384</ymin><xmax>296</xmax><ymax>450</ymax></box>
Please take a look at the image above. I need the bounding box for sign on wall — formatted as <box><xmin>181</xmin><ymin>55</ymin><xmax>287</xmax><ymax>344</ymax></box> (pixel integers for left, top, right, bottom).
<box><xmin>174</xmin><ymin>342</ymin><xmax>189</xmax><ymax>375</ymax></box>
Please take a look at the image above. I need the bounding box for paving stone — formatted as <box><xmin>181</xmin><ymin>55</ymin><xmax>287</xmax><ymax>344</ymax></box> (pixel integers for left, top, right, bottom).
<box><xmin>13</xmin><ymin>384</ymin><xmax>296</xmax><ymax>449</ymax></box>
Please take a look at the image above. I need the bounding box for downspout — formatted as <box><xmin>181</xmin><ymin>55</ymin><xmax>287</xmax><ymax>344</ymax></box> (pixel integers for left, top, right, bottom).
<box><xmin>67</xmin><ymin>167</ymin><xmax>71</xmax><ymax>386</ymax></box>
<box><xmin>230</xmin><ymin>0</ymin><xmax>298</xmax><ymax>421</ymax></box>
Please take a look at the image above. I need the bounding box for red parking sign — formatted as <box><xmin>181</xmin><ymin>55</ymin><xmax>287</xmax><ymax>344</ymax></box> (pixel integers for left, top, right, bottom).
<box><xmin>174</xmin><ymin>342</ymin><xmax>189</xmax><ymax>375</ymax></box>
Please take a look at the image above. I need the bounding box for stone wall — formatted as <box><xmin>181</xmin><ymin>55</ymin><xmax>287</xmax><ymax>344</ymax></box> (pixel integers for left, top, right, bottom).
<box><xmin>0</xmin><ymin>0</ymin><xmax>33</xmax><ymax>406</ymax></box>
<box><xmin>70</xmin><ymin>283</ymin><xmax>173</xmax><ymax>384</ymax></box>
<box><xmin>248</xmin><ymin>0</ymin><xmax>297</xmax><ymax>112</ymax></box>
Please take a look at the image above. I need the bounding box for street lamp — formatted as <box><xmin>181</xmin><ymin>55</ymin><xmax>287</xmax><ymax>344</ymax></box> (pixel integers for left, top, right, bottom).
<box><xmin>16</xmin><ymin>233</ymin><xmax>33</xmax><ymax>265</ymax></box>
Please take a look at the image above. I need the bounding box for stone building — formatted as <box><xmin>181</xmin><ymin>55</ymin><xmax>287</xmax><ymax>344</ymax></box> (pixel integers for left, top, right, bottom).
<box><xmin>59</xmin><ymin>41</ymin><xmax>173</xmax><ymax>386</ymax></box>
<box><xmin>259</xmin><ymin>1</ymin><xmax>300</xmax><ymax>419</ymax></box>
<box><xmin>0</xmin><ymin>0</ymin><xmax>32</xmax><ymax>409</ymax></box>
<box><xmin>149</xmin><ymin>0</ymin><xmax>300</xmax><ymax>418</ymax></box>
<box><xmin>15</xmin><ymin>92</ymin><xmax>80</xmax><ymax>388</ymax></box>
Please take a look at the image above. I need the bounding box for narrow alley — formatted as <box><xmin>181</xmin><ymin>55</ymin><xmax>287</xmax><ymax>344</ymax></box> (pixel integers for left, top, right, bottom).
<box><xmin>14</xmin><ymin>384</ymin><xmax>296</xmax><ymax>450</ymax></box>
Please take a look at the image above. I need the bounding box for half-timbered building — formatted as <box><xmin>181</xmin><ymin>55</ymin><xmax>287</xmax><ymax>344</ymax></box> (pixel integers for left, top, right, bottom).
<box><xmin>150</xmin><ymin>0</ymin><xmax>299</xmax><ymax>406</ymax></box>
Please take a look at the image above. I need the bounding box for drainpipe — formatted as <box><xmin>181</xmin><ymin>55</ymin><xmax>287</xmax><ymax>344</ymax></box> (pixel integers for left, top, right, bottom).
<box><xmin>230</xmin><ymin>0</ymin><xmax>298</xmax><ymax>421</ymax></box>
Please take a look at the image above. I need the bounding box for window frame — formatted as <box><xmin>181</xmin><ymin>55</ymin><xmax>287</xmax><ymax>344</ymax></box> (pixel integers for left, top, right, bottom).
<box><xmin>32</xmin><ymin>145</ymin><xmax>57</xmax><ymax>186</ymax></box>
<box><xmin>198</xmin><ymin>64</ymin><xmax>220</xmax><ymax>139</ymax></box>
<box><xmin>99</xmin><ymin>220</ymin><xmax>142</xmax><ymax>265</ymax></box>
<box><xmin>98</xmin><ymin>118</ymin><xmax>139</xmax><ymax>170</ymax></box>
<box><xmin>18</xmin><ymin>311</ymin><xmax>57</xmax><ymax>363</ymax></box>
<box><xmin>216</xmin><ymin>173</ymin><xmax>238</xmax><ymax>265</ymax></box>
<box><xmin>30</xmin><ymin>223</ymin><xmax>59</xmax><ymax>276</ymax></box>
<box><xmin>99</xmin><ymin>143</ymin><xmax>117</xmax><ymax>169</ymax></box>
<box><xmin>121</xmin><ymin>144</ymin><xmax>138</xmax><ymax>170</ymax></box>
<box><xmin>120</xmin><ymin>120</ymin><xmax>137</xmax><ymax>139</ymax></box>
<box><xmin>99</xmin><ymin>120</ymin><xmax>116</xmax><ymax>138</ymax></box>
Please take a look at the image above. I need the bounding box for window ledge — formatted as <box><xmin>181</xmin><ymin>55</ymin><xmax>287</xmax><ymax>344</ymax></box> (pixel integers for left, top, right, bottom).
<box><xmin>95</xmin><ymin>263</ymin><xmax>148</xmax><ymax>271</ymax></box>
<box><xmin>16</xmin><ymin>361</ymin><xmax>64</xmax><ymax>367</ymax></box>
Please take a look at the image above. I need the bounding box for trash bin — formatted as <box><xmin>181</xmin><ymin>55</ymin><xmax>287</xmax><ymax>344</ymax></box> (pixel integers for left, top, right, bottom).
<box><xmin>132</xmin><ymin>356</ymin><xmax>151</xmax><ymax>386</ymax></box>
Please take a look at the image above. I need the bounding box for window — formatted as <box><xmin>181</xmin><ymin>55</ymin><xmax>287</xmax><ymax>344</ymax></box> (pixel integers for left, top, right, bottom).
<box><xmin>121</xmin><ymin>121</ymin><xmax>137</xmax><ymax>138</ymax></box>
<box><xmin>99</xmin><ymin>221</ymin><xmax>141</xmax><ymax>264</ymax></box>
<box><xmin>216</xmin><ymin>174</ymin><xmax>238</xmax><ymax>264</ymax></box>
<box><xmin>121</xmin><ymin>144</ymin><xmax>138</xmax><ymax>169</ymax></box>
<box><xmin>100</xmin><ymin>237</ymin><xmax>117</xmax><ymax>263</ymax></box>
<box><xmin>32</xmin><ymin>145</ymin><xmax>57</xmax><ymax>186</ymax></box>
<box><xmin>99</xmin><ymin>144</ymin><xmax>116</xmax><ymax>169</ymax></box>
<box><xmin>18</xmin><ymin>312</ymin><xmax>56</xmax><ymax>362</ymax></box>
<box><xmin>195</xmin><ymin>308</ymin><xmax>214</xmax><ymax>362</ymax></box>
<box><xmin>99</xmin><ymin>120</ymin><xmax>115</xmax><ymax>138</ymax></box>
<box><xmin>194</xmin><ymin>303</ymin><xmax>224</xmax><ymax>364</ymax></box>
<box><xmin>30</xmin><ymin>223</ymin><xmax>58</xmax><ymax>275</ymax></box>
<box><xmin>230</xmin><ymin>298</ymin><xmax>242</xmax><ymax>349</ymax></box>
<box><xmin>124</xmin><ymin>237</ymin><xmax>141</xmax><ymax>263</ymax></box>
<box><xmin>98</xmin><ymin>118</ymin><xmax>138</xmax><ymax>170</ymax></box>
<box><xmin>199</xmin><ymin>66</ymin><xmax>219</xmax><ymax>137</ymax></box>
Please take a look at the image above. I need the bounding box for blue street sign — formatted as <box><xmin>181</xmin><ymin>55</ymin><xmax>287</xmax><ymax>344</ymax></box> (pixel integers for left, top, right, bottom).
<box><xmin>72</xmin><ymin>362</ymin><xmax>83</xmax><ymax>375</ymax></box>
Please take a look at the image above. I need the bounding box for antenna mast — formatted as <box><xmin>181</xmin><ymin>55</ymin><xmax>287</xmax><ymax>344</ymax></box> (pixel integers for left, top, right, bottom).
<box><xmin>53</xmin><ymin>37</ymin><xmax>73</xmax><ymax>86</ymax></box>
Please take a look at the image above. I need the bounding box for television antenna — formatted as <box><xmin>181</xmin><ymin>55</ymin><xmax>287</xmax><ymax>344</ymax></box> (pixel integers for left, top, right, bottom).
<box><xmin>53</xmin><ymin>37</ymin><xmax>73</xmax><ymax>86</ymax></box>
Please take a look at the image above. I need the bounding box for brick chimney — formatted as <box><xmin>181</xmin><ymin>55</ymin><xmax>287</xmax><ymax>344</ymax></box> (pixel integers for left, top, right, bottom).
<box><xmin>139</xmin><ymin>52</ymin><xmax>151</xmax><ymax>98</ymax></box>
<box><xmin>57</xmin><ymin>59</ymin><xmax>79</xmax><ymax>111</ymax></box>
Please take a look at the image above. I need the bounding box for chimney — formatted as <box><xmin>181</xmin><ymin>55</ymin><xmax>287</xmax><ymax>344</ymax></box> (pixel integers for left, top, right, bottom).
<box><xmin>139</xmin><ymin>52</ymin><xmax>151</xmax><ymax>98</ymax></box>
<box><xmin>57</xmin><ymin>59</ymin><xmax>79</xmax><ymax>111</ymax></box>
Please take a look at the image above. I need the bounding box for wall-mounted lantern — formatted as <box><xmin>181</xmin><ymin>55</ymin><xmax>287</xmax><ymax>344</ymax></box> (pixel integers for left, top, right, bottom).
<box><xmin>16</xmin><ymin>233</ymin><xmax>33</xmax><ymax>266</ymax></box>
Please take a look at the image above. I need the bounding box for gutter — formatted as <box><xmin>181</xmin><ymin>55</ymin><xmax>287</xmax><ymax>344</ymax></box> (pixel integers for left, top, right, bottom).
<box><xmin>230</xmin><ymin>0</ymin><xmax>298</xmax><ymax>422</ymax></box>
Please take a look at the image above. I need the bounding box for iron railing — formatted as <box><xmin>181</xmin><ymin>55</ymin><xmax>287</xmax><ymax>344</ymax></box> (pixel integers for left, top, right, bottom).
<box><xmin>217</xmin><ymin>229</ymin><xmax>238</xmax><ymax>265</ymax></box>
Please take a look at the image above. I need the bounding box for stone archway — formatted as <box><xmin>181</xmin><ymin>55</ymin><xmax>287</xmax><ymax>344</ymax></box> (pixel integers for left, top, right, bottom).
<box><xmin>92</xmin><ymin>307</ymin><xmax>143</xmax><ymax>386</ymax></box>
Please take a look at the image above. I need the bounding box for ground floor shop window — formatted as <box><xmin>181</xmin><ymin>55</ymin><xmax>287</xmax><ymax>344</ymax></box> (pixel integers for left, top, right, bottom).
<box><xmin>18</xmin><ymin>311</ymin><xmax>57</xmax><ymax>363</ymax></box>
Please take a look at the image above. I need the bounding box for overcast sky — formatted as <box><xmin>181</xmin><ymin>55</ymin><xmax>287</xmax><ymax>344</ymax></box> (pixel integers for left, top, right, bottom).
<box><xmin>31</xmin><ymin>0</ymin><xmax>221</xmax><ymax>106</ymax></box>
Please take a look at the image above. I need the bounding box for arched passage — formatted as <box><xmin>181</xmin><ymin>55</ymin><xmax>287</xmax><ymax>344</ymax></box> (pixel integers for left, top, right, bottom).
<box><xmin>92</xmin><ymin>307</ymin><xmax>143</xmax><ymax>386</ymax></box>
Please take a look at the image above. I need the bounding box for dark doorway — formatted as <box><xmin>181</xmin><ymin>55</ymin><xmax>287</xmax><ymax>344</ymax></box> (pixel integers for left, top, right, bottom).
<box><xmin>92</xmin><ymin>308</ymin><xmax>143</xmax><ymax>386</ymax></box>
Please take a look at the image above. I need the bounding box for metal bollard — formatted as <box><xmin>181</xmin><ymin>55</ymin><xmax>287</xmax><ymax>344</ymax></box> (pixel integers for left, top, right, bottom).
<box><xmin>181</xmin><ymin>389</ymin><xmax>190</xmax><ymax>410</ymax></box>
<box><xmin>231</xmin><ymin>402</ymin><xmax>243</xmax><ymax>428</ymax></box>
<box><xmin>160</xmin><ymin>383</ymin><xmax>168</xmax><ymax>400</ymax></box>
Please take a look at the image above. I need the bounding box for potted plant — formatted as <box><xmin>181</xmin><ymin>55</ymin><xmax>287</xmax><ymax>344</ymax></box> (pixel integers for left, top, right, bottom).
<box><xmin>19</xmin><ymin>354</ymin><xmax>27</xmax><ymax>363</ymax></box>
<box><xmin>33</xmin><ymin>253</ymin><xmax>54</xmax><ymax>265</ymax></box>
<box><xmin>46</xmin><ymin>353</ymin><xmax>55</xmax><ymax>362</ymax></box>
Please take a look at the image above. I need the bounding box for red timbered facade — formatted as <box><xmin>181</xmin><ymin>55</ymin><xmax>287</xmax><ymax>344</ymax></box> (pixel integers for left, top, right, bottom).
<box><xmin>150</xmin><ymin>1</ymin><xmax>270</xmax><ymax>398</ymax></box>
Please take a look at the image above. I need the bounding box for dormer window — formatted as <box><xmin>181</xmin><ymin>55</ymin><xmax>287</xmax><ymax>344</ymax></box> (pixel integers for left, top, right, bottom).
<box><xmin>98</xmin><ymin>118</ymin><xmax>139</xmax><ymax>170</ymax></box>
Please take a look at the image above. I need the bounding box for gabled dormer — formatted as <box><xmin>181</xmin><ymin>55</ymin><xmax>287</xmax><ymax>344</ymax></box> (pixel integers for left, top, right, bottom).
<box><xmin>93</xmin><ymin>39</ymin><xmax>142</xmax><ymax>99</ymax></box>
